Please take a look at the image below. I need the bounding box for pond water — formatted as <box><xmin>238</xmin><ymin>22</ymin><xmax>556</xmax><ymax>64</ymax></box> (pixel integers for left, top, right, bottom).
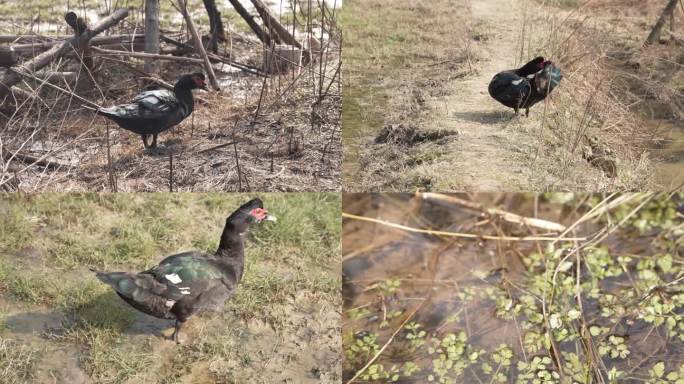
<box><xmin>343</xmin><ymin>193</ymin><xmax>683</xmax><ymax>383</ymax></box>
<box><xmin>646</xmin><ymin>118</ymin><xmax>684</xmax><ymax>190</ymax></box>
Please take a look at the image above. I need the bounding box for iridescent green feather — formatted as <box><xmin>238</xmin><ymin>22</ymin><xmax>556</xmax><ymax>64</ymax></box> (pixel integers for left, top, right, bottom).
<box><xmin>156</xmin><ymin>254</ymin><xmax>226</xmax><ymax>282</ymax></box>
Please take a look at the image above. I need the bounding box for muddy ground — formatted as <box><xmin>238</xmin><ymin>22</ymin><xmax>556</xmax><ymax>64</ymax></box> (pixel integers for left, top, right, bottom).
<box><xmin>342</xmin><ymin>0</ymin><xmax>683</xmax><ymax>192</ymax></box>
<box><xmin>0</xmin><ymin>193</ymin><xmax>341</xmax><ymax>384</ymax></box>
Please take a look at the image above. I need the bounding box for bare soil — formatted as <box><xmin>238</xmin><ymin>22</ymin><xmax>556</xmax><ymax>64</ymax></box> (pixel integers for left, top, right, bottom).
<box><xmin>1</xmin><ymin>286</ymin><xmax>341</xmax><ymax>384</ymax></box>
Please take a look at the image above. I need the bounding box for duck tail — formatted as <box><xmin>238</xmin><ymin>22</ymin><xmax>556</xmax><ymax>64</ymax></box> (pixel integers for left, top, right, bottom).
<box><xmin>94</xmin><ymin>271</ymin><xmax>135</xmax><ymax>294</ymax></box>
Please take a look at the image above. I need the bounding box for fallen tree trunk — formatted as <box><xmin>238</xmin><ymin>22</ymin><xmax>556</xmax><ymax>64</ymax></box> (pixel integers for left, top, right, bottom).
<box><xmin>8</xmin><ymin>34</ymin><xmax>144</xmax><ymax>51</ymax></box>
<box><xmin>250</xmin><ymin>0</ymin><xmax>301</xmax><ymax>49</ymax></box>
<box><xmin>0</xmin><ymin>8</ymin><xmax>129</xmax><ymax>97</ymax></box>
<box><xmin>202</xmin><ymin>0</ymin><xmax>227</xmax><ymax>53</ymax></box>
<box><xmin>2</xmin><ymin>150</ymin><xmax>74</xmax><ymax>170</ymax></box>
<box><xmin>160</xmin><ymin>34</ymin><xmax>265</xmax><ymax>76</ymax></box>
<box><xmin>0</xmin><ymin>47</ymin><xmax>17</xmax><ymax>67</ymax></box>
<box><xmin>12</xmin><ymin>42</ymin><xmax>145</xmax><ymax>57</ymax></box>
<box><xmin>645</xmin><ymin>0</ymin><xmax>679</xmax><ymax>45</ymax></box>
<box><xmin>0</xmin><ymin>35</ymin><xmax>71</xmax><ymax>43</ymax></box>
<box><xmin>35</xmin><ymin>71</ymin><xmax>78</xmax><ymax>82</ymax></box>
<box><xmin>227</xmin><ymin>0</ymin><xmax>273</xmax><ymax>45</ymax></box>
<box><xmin>91</xmin><ymin>47</ymin><xmax>206</xmax><ymax>65</ymax></box>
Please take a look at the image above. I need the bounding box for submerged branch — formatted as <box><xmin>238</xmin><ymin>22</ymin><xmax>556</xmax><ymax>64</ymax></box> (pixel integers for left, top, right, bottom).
<box><xmin>342</xmin><ymin>212</ymin><xmax>586</xmax><ymax>242</ymax></box>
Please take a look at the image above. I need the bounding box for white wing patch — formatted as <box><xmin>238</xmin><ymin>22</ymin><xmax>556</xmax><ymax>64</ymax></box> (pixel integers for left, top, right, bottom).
<box><xmin>165</xmin><ymin>273</ymin><xmax>182</xmax><ymax>284</ymax></box>
<box><xmin>165</xmin><ymin>300</ymin><xmax>176</xmax><ymax>308</ymax></box>
<box><xmin>512</xmin><ymin>79</ymin><xmax>524</xmax><ymax>85</ymax></box>
<box><xmin>179</xmin><ymin>287</ymin><xmax>191</xmax><ymax>295</ymax></box>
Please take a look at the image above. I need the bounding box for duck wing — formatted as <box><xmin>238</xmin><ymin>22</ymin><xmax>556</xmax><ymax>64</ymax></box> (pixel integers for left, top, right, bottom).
<box><xmin>148</xmin><ymin>251</ymin><xmax>239</xmax><ymax>312</ymax></box>
<box><xmin>488</xmin><ymin>71</ymin><xmax>532</xmax><ymax>109</ymax></box>
<box><xmin>132</xmin><ymin>90</ymin><xmax>184</xmax><ymax>117</ymax></box>
<box><xmin>98</xmin><ymin>90</ymin><xmax>184</xmax><ymax>121</ymax></box>
<box><xmin>95</xmin><ymin>271</ymin><xmax>188</xmax><ymax>319</ymax></box>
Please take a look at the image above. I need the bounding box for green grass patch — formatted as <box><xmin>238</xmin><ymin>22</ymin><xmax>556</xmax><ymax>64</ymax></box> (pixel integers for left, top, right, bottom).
<box><xmin>73</xmin><ymin>327</ymin><xmax>155</xmax><ymax>384</ymax></box>
<box><xmin>58</xmin><ymin>280</ymin><xmax>136</xmax><ymax>332</ymax></box>
<box><xmin>0</xmin><ymin>193</ymin><xmax>340</xmax><ymax>382</ymax></box>
<box><xmin>0</xmin><ymin>201</ymin><xmax>33</xmax><ymax>253</ymax></box>
<box><xmin>0</xmin><ymin>257</ymin><xmax>59</xmax><ymax>305</ymax></box>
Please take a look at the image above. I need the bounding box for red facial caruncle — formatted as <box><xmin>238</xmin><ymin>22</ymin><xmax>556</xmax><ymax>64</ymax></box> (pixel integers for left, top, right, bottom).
<box><xmin>249</xmin><ymin>208</ymin><xmax>269</xmax><ymax>221</ymax></box>
<box><xmin>194</xmin><ymin>77</ymin><xmax>206</xmax><ymax>88</ymax></box>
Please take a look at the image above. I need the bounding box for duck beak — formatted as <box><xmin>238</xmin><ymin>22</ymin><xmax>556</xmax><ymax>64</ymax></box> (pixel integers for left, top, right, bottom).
<box><xmin>264</xmin><ymin>214</ymin><xmax>277</xmax><ymax>222</ymax></box>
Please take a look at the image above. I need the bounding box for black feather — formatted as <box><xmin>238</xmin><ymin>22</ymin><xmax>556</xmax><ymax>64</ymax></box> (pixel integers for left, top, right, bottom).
<box><xmin>93</xmin><ymin>199</ymin><xmax>270</xmax><ymax>338</ymax></box>
<box><xmin>488</xmin><ymin>57</ymin><xmax>562</xmax><ymax>115</ymax></box>
<box><xmin>96</xmin><ymin>73</ymin><xmax>205</xmax><ymax>148</ymax></box>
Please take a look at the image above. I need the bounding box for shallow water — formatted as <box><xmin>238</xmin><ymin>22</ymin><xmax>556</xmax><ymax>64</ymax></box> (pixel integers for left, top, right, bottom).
<box><xmin>646</xmin><ymin>118</ymin><xmax>684</xmax><ymax>189</ymax></box>
<box><xmin>341</xmin><ymin>84</ymin><xmax>385</xmax><ymax>183</ymax></box>
<box><xmin>342</xmin><ymin>194</ymin><xmax>684</xmax><ymax>382</ymax></box>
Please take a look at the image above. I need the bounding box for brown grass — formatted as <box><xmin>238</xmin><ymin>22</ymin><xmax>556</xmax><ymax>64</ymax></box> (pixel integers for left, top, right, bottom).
<box><xmin>341</xmin><ymin>0</ymin><xmax>474</xmax><ymax>190</ymax></box>
<box><xmin>525</xmin><ymin>0</ymin><xmax>683</xmax><ymax>189</ymax></box>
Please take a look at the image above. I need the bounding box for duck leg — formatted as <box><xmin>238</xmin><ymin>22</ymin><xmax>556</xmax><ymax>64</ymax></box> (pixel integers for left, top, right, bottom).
<box><xmin>525</xmin><ymin>108</ymin><xmax>530</xmax><ymax>117</ymax></box>
<box><xmin>171</xmin><ymin>319</ymin><xmax>183</xmax><ymax>344</ymax></box>
<box><xmin>150</xmin><ymin>133</ymin><xmax>158</xmax><ymax>149</ymax></box>
<box><xmin>141</xmin><ymin>135</ymin><xmax>151</xmax><ymax>148</ymax></box>
<box><xmin>513</xmin><ymin>107</ymin><xmax>519</xmax><ymax>115</ymax></box>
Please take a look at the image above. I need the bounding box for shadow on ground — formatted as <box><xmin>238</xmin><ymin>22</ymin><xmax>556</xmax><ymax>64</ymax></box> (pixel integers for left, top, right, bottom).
<box><xmin>5</xmin><ymin>292</ymin><xmax>174</xmax><ymax>339</ymax></box>
<box><xmin>452</xmin><ymin>110</ymin><xmax>511</xmax><ymax>124</ymax></box>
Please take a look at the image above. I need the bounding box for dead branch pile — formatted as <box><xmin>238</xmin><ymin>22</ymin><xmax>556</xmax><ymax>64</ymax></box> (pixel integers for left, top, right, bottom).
<box><xmin>0</xmin><ymin>0</ymin><xmax>342</xmax><ymax>192</ymax></box>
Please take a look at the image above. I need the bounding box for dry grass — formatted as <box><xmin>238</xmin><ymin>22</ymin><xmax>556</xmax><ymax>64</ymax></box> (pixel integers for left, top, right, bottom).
<box><xmin>343</xmin><ymin>0</ymin><xmax>682</xmax><ymax>191</ymax></box>
<box><xmin>522</xmin><ymin>0</ymin><xmax>683</xmax><ymax>189</ymax></box>
<box><xmin>341</xmin><ymin>0</ymin><xmax>474</xmax><ymax>190</ymax></box>
<box><xmin>0</xmin><ymin>336</ymin><xmax>41</xmax><ymax>384</ymax></box>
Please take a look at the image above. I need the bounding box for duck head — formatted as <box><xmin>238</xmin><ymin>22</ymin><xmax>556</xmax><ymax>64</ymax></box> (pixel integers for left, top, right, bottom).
<box><xmin>224</xmin><ymin>198</ymin><xmax>277</xmax><ymax>235</ymax></box>
<box><xmin>516</xmin><ymin>56</ymin><xmax>546</xmax><ymax>77</ymax></box>
<box><xmin>175</xmin><ymin>72</ymin><xmax>208</xmax><ymax>91</ymax></box>
<box><xmin>541</xmin><ymin>60</ymin><xmax>555</xmax><ymax>69</ymax></box>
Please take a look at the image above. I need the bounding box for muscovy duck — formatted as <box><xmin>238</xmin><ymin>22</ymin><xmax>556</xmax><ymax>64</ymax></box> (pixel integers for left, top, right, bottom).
<box><xmin>96</xmin><ymin>72</ymin><xmax>207</xmax><ymax>149</ymax></box>
<box><xmin>93</xmin><ymin>198</ymin><xmax>276</xmax><ymax>343</ymax></box>
<box><xmin>488</xmin><ymin>57</ymin><xmax>562</xmax><ymax>116</ymax></box>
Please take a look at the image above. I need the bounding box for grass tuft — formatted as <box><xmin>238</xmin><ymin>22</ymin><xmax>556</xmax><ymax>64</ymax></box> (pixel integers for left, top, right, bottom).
<box><xmin>0</xmin><ymin>337</ymin><xmax>41</xmax><ymax>384</ymax></box>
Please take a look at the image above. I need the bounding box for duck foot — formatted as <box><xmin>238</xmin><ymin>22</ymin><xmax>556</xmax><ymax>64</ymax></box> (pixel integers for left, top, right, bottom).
<box><xmin>141</xmin><ymin>134</ymin><xmax>151</xmax><ymax>148</ymax></box>
<box><xmin>141</xmin><ymin>134</ymin><xmax>159</xmax><ymax>149</ymax></box>
<box><xmin>168</xmin><ymin>320</ymin><xmax>185</xmax><ymax>344</ymax></box>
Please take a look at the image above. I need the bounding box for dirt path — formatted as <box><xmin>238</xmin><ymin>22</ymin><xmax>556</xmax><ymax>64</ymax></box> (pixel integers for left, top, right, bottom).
<box><xmin>425</xmin><ymin>0</ymin><xmax>542</xmax><ymax>191</ymax></box>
